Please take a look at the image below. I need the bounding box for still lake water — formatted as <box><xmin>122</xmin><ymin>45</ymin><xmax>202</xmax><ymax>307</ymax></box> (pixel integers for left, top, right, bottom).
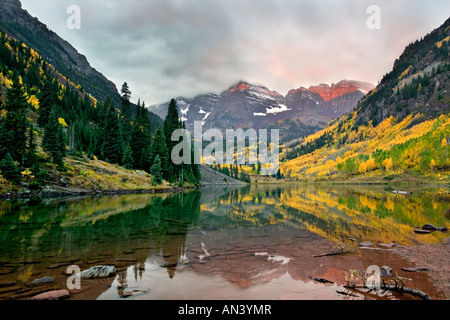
<box><xmin>0</xmin><ymin>184</ymin><xmax>448</xmax><ymax>300</ymax></box>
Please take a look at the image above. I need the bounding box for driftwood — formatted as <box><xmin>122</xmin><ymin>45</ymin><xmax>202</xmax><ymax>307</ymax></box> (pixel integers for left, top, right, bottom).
<box><xmin>312</xmin><ymin>242</ymin><xmax>351</xmax><ymax>258</ymax></box>
<box><xmin>313</xmin><ymin>278</ymin><xmax>334</xmax><ymax>284</ymax></box>
<box><xmin>344</xmin><ymin>283</ymin><xmax>431</xmax><ymax>300</ymax></box>
<box><xmin>336</xmin><ymin>290</ymin><xmax>358</xmax><ymax>297</ymax></box>
<box><xmin>312</xmin><ymin>251</ymin><xmax>345</xmax><ymax>258</ymax></box>
<box><xmin>342</xmin><ymin>269</ymin><xmax>431</xmax><ymax>300</ymax></box>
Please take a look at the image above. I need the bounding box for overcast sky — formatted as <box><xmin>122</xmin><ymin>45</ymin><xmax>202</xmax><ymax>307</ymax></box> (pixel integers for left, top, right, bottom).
<box><xmin>20</xmin><ymin>0</ymin><xmax>450</xmax><ymax>105</ymax></box>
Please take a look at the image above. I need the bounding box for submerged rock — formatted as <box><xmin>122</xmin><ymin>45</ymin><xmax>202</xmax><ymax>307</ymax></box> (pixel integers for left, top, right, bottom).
<box><xmin>359</xmin><ymin>241</ymin><xmax>373</xmax><ymax>248</ymax></box>
<box><xmin>401</xmin><ymin>267</ymin><xmax>429</xmax><ymax>272</ymax></box>
<box><xmin>378</xmin><ymin>243</ymin><xmax>396</xmax><ymax>249</ymax></box>
<box><xmin>414</xmin><ymin>229</ymin><xmax>432</xmax><ymax>234</ymax></box>
<box><xmin>78</xmin><ymin>265</ymin><xmax>116</xmax><ymax>279</ymax></box>
<box><xmin>422</xmin><ymin>223</ymin><xmax>438</xmax><ymax>231</ymax></box>
<box><xmin>31</xmin><ymin>276</ymin><xmax>54</xmax><ymax>285</ymax></box>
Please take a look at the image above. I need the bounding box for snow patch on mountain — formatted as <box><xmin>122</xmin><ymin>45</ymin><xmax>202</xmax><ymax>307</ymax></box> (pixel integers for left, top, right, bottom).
<box><xmin>266</xmin><ymin>104</ymin><xmax>291</xmax><ymax>114</ymax></box>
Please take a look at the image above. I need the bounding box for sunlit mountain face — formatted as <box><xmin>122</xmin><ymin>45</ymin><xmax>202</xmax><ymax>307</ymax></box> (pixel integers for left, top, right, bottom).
<box><xmin>148</xmin><ymin>80</ymin><xmax>374</xmax><ymax>141</ymax></box>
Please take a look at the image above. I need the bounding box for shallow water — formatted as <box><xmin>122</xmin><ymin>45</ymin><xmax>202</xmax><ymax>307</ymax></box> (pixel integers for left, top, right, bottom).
<box><xmin>0</xmin><ymin>184</ymin><xmax>448</xmax><ymax>300</ymax></box>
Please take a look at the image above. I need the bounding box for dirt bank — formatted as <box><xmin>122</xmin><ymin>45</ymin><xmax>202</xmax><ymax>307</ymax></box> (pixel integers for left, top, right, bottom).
<box><xmin>393</xmin><ymin>238</ymin><xmax>450</xmax><ymax>299</ymax></box>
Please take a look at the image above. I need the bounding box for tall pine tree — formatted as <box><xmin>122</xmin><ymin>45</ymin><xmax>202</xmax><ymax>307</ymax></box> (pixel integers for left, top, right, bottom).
<box><xmin>163</xmin><ymin>99</ymin><xmax>183</xmax><ymax>181</ymax></box>
<box><xmin>131</xmin><ymin>101</ymin><xmax>152</xmax><ymax>169</ymax></box>
<box><xmin>101</xmin><ymin>98</ymin><xmax>122</xmax><ymax>164</ymax></box>
<box><xmin>120</xmin><ymin>82</ymin><xmax>132</xmax><ymax>144</ymax></box>
<box><xmin>2</xmin><ymin>73</ymin><xmax>29</xmax><ymax>163</ymax></box>
<box><xmin>37</xmin><ymin>76</ymin><xmax>57</xmax><ymax>128</ymax></box>
<box><xmin>149</xmin><ymin>124</ymin><xmax>170</xmax><ymax>180</ymax></box>
<box><xmin>42</xmin><ymin>111</ymin><xmax>66</xmax><ymax>167</ymax></box>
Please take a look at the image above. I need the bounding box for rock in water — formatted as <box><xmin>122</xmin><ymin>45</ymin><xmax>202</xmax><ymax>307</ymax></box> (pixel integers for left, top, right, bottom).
<box><xmin>359</xmin><ymin>241</ymin><xmax>373</xmax><ymax>248</ymax></box>
<box><xmin>414</xmin><ymin>229</ymin><xmax>432</xmax><ymax>234</ymax></box>
<box><xmin>381</xmin><ymin>266</ymin><xmax>393</xmax><ymax>277</ymax></box>
<box><xmin>59</xmin><ymin>177</ymin><xmax>69</xmax><ymax>187</ymax></box>
<box><xmin>78</xmin><ymin>265</ymin><xmax>116</xmax><ymax>279</ymax></box>
<box><xmin>31</xmin><ymin>276</ymin><xmax>54</xmax><ymax>284</ymax></box>
<box><xmin>401</xmin><ymin>267</ymin><xmax>429</xmax><ymax>272</ymax></box>
<box><xmin>30</xmin><ymin>289</ymin><xmax>70</xmax><ymax>300</ymax></box>
<box><xmin>422</xmin><ymin>224</ymin><xmax>438</xmax><ymax>231</ymax></box>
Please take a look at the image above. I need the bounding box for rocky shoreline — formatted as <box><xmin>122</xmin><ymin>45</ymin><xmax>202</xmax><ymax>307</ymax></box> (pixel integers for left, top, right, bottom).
<box><xmin>0</xmin><ymin>184</ymin><xmax>184</xmax><ymax>199</ymax></box>
<box><xmin>392</xmin><ymin>237</ymin><xmax>450</xmax><ymax>299</ymax></box>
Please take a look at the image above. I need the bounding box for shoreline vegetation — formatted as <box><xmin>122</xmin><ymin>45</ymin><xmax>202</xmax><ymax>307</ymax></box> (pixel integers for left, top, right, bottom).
<box><xmin>1</xmin><ymin>158</ymin><xmax>449</xmax><ymax>199</ymax></box>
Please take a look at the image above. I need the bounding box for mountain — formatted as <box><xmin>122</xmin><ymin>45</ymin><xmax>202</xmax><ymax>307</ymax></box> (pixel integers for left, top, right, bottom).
<box><xmin>282</xmin><ymin>17</ymin><xmax>450</xmax><ymax>183</ymax></box>
<box><xmin>149</xmin><ymin>79</ymin><xmax>374</xmax><ymax>141</ymax></box>
<box><xmin>0</xmin><ymin>0</ymin><xmax>161</xmax><ymax>128</ymax></box>
<box><xmin>0</xmin><ymin>0</ymin><xmax>120</xmax><ymax>105</ymax></box>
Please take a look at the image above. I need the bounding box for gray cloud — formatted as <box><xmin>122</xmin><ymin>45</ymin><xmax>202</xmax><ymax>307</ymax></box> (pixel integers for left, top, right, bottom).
<box><xmin>20</xmin><ymin>0</ymin><xmax>450</xmax><ymax>105</ymax></box>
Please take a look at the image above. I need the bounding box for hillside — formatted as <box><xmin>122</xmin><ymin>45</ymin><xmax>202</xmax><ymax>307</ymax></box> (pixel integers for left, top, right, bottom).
<box><xmin>0</xmin><ymin>20</ymin><xmax>201</xmax><ymax>195</ymax></box>
<box><xmin>281</xmin><ymin>17</ymin><xmax>450</xmax><ymax>183</ymax></box>
<box><xmin>0</xmin><ymin>0</ymin><xmax>161</xmax><ymax>129</ymax></box>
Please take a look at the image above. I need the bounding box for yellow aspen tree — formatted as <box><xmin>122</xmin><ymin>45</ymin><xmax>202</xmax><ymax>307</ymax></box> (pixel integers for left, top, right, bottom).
<box><xmin>430</xmin><ymin>159</ymin><xmax>436</xmax><ymax>172</ymax></box>
<box><xmin>382</xmin><ymin>158</ymin><xmax>394</xmax><ymax>171</ymax></box>
<box><xmin>359</xmin><ymin>162</ymin><xmax>367</xmax><ymax>174</ymax></box>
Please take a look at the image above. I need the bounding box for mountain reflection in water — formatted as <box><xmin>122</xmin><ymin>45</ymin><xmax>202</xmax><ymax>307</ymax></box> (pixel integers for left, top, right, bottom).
<box><xmin>0</xmin><ymin>184</ymin><xmax>448</xmax><ymax>300</ymax></box>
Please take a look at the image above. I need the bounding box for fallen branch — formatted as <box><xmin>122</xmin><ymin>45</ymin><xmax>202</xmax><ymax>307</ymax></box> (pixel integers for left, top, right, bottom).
<box><xmin>312</xmin><ymin>251</ymin><xmax>345</xmax><ymax>258</ymax></box>
<box><xmin>344</xmin><ymin>283</ymin><xmax>431</xmax><ymax>300</ymax></box>
<box><xmin>342</xmin><ymin>269</ymin><xmax>431</xmax><ymax>300</ymax></box>
<box><xmin>312</xmin><ymin>242</ymin><xmax>351</xmax><ymax>258</ymax></box>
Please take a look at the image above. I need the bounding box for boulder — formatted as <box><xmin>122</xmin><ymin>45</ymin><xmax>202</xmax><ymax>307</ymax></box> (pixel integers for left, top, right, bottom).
<box><xmin>380</xmin><ymin>266</ymin><xmax>393</xmax><ymax>277</ymax></box>
<box><xmin>378</xmin><ymin>243</ymin><xmax>396</xmax><ymax>249</ymax></box>
<box><xmin>31</xmin><ymin>276</ymin><xmax>54</xmax><ymax>285</ymax></box>
<box><xmin>78</xmin><ymin>265</ymin><xmax>116</xmax><ymax>279</ymax></box>
<box><xmin>30</xmin><ymin>289</ymin><xmax>70</xmax><ymax>300</ymax></box>
<box><xmin>359</xmin><ymin>241</ymin><xmax>373</xmax><ymax>248</ymax></box>
<box><xmin>422</xmin><ymin>223</ymin><xmax>438</xmax><ymax>231</ymax></box>
<box><xmin>59</xmin><ymin>177</ymin><xmax>69</xmax><ymax>187</ymax></box>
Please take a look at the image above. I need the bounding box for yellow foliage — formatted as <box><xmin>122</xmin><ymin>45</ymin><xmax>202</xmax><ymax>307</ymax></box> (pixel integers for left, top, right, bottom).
<box><xmin>382</xmin><ymin>158</ymin><xmax>394</xmax><ymax>171</ymax></box>
<box><xmin>58</xmin><ymin>118</ymin><xmax>68</xmax><ymax>128</ymax></box>
<box><xmin>430</xmin><ymin>159</ymin><xmax>436</xmax><ymax>170</ymax></box>
<box><xmin>436</xmin><ymin>36</ymin><xmax>450</xmax><ymax>49</ymax></box>
<box><xmin>27</xmin><ymin>95</ymin><xmax>40</xmax><ymax>110</ymax></box>
<box><xmin>21</xmin><ymin>169</ymin><xmax>35</xmax><ymax>182</ymax></box>
<box><xmin>365</xmin><ymin>158</ymin><xmax>377</xmax><ymax>171</ymax></box>
<box><xmin>359</xmin><ymin>162</ymin><xmax>367</xmax><ymax>174</ymax></box>
<box><xmin>399</xmin><ymin>65</ymin><xmax>412</xmax><ymax>80</ymax></box>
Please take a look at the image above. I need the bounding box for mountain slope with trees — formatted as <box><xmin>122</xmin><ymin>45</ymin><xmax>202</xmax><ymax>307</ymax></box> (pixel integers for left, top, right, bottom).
<box><xmin>0</xmin><ymin>26</ymin><xmax>200</xmax><ymax>195</ymax></box>
<box><xmin>281</xmin><ymin>17</ymin><xmax>450</xmax><ymax>183</ymax></box>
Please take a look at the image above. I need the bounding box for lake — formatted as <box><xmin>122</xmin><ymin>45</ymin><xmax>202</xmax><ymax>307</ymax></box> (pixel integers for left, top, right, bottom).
<box><xmin>0</xmin><ymin>184</ymin><xmax>448</xmax><ymax>300</ymax></box>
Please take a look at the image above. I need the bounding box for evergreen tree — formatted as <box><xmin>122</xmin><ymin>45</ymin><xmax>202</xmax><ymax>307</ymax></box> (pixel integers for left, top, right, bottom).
<box><xmin>149</xmin><ymin>124</ymin><xmax>170</xmax><ymax>179</ymax></box>
<box><xmin>0</xmin><ymin>153</ymin><xmax>20</xmax><ymax>183</ymax></box>
<box><xmin>164</xmin><ymin>98</ymin><xmax>182</xmax><ymax>152</ymax></box>
<box><xmin>37</xmin><ymin>76</ymin><xmax>57</xmax><ymax>128</ymax></box>
<box><xmin>150</xmin><ymin>155</ymin><xmax>163</xmax><ymax>185</ymax></box>
<box><xmin>3</xmin><ymin>73</ymin><xmax>29</xmax><ymax>163</ymax></box>
<box><xmin>0</xmin><ymin>119</ymin><xmax>7</xmax><ymax>160</ymax></box>
<box><xmin>42</xmin><ymin>111</ymin><xmax>66</xmax><ymax>167</ymax></box>
<box><xmin>122</xmin><ymin>143</ymin><xmax>133</xmax><ymax>170</ymax></box>
<box><xmin>25</xmin><ymin>123</ymin><xmax>39</xmax><ymax>169</ymax></box>
<box><xmin>120</xmin><ymin>82</ymin><xmax>132</xmax><ymax>144</ymax></box>
<box><xmin>131</xmin><ymin>101</ymin><xmax>152</xmax><ymax>169</ymax></box>
<box><xmin>102</xmin><ymin>98</ymin><xmax>122</xmax><ymax>164</ymax></box>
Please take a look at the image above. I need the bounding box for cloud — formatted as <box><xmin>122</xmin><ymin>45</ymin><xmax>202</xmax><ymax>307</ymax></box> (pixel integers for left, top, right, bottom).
<box><xmin>20</xmin><ymin>0</ymin><xmax>450</xmax><ymax>104</ymax></box>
